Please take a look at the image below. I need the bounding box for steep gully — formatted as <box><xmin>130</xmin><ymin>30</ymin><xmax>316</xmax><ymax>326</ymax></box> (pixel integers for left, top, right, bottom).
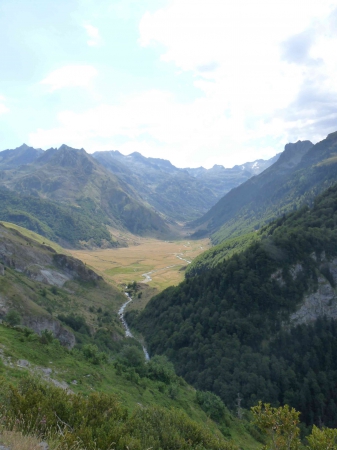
<box><xmin>118</xmin><ymin>252</ymin><xmax>192</xmax><ymax>360</ymax></box>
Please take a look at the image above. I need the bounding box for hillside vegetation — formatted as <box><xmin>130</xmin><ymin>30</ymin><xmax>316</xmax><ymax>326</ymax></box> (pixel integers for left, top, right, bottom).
<box><xmin>129</xmin><ymin>182</ymin><xmax>337</xmax><ymax>430</ymax></box>
<box><xmin>0</xmin><ymin>221</ymin><xmax>127</xmax><ymax>347</ymax></box>
<box><xmin>0</xmin><ymin>223</ymin><xmax>260</xmax><ymax>450</ymax></box>
<box><xmin>0</xmin><ymin>188</ymin><xmax>115</xmax><ymax>247</ymax></box>
<box><xmin>0</xmin><ymin>322</ymin><xmax>262</xmax><ymax>450</ymax></box>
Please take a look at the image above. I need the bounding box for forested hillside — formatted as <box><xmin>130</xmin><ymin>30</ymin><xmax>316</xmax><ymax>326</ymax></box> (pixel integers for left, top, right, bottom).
<box><xmin>128</xmin><ymin>182</ymin><xmax>337</xmax><ymax>429</ymax></box>
<box><xmin>192</xmin><ymin>132</ymin><xmax>337</xmax><ymax>244</ymax></box>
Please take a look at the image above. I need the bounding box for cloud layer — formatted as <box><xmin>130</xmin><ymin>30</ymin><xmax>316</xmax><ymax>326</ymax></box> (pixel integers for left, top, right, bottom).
<box><xmin>5</xmin><ymin>0</ymin><xmax>337</xmax><ymax>168</ymax></box>
<box><xmin>41</xmin><ymin>65</ymin><xmax>98</xmax><ymax>91</ymax></box>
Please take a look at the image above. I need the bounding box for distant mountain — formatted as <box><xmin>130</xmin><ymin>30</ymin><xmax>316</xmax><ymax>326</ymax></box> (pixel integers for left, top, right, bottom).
<box><xmin>93</xmin><ymin>150</ymin><xmax>279</xmax><ymax>222</ymax></box>
<box><xmin>185</xmin><ymin>154</ymin><xmax>280</xmax><ymax>200</ymax></box>
<box><xmin>0</xmin><ymin>145</ymin><xmax>170</xmax><ymax>247</ymax></box>
<box><xmin>0</xmin><ymin>143</ymin><xmax>44</xmax><ymax>169</ymax></box>
<box><xmin>0</xmin><ymin>143</ymin><xmax>280</xmax><ymax>242</ymax></box>
<box><xmin>191</xmin><ymin>133</ymin><xmax>337</xmax><ymax>244</ymax></box>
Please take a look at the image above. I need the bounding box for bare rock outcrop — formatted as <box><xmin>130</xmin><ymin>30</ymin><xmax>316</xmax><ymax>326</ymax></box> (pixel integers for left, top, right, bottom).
<box><xmin>290</xmin><ymin>276</ymin><xmax>337</xmax><ymax>325</ymax></box>
<box><xmin>290</xmin><ymin>257</ymin><xmax>337</xmax><ymax>325</ymax></box>
<box><xmin>53</xmin><ymin>254</ymin><xmax>102</xmax><ymax>283</ymax></box>
<box><xmin>23</xmin><ymin>316</ymin><xmax>75</xmax><ymax>349</ymax></box>
<box><xmin>0</xmin><ymin>223</ymin><xmax>102</xmax><ymax>286</ymax></box>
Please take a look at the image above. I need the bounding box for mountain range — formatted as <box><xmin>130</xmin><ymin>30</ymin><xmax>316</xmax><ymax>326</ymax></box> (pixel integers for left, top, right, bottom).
<box><xmin>2</xmin><ymin>131</ymin><xmax>337</xmax><ymax>445</ymax></box>
<box><xmin>192</xmin><ymin>132</ymin><xmax>337</xmax><ymax>244</ymax></box>
<box><xmin>93</xmin><ymin>149</ymin><xmax>279</xmax><ymax>222</ymax></box>
<box><xmin>0</xmin><ymin>144</ymin><xmax>170</xmax><ymax>247</ymax></box>
<box><xmin>0</xmin><ymin>143</ymin><xmax>279</xmax><ymax>246</ymax></box>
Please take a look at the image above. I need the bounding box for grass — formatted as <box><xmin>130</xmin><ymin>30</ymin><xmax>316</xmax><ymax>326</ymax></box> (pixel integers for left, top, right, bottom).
<box><xmin>0</xmin><ymin>325</ymin><xmax>262</xmax><ymax>450</ymax></box>
<box><xmin>316</xmin><ymin>154</ymin><xmax>337</xmax><ymax>166</ymax></box>
<box><xmin>70</xmin><ymin>237</ymin><xmax>210</xmax><ymax>295</ymax></box>
<box><xmin>0</xmin><ymin>430</ymin><xmax>42</xmax><ymax>450</ymax></box>
<box><xmin>0</xmin><ymin>221</ymin><xmax>68</xmax><ymax>254</ymax></box>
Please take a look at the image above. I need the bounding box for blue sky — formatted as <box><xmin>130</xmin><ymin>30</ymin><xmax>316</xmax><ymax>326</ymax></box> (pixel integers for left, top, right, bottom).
<box><xmin>1</xmin><ymin>0</ymin><xmax>337</xmax><ymax>168</ymax></box>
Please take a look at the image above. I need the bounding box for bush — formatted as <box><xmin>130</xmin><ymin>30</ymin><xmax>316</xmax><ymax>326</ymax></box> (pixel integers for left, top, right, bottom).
<box><xmin>196</xmin><ymin>390</ymin><xmax>227</xmax><ymax>421</ymax></box>
<box><xmin>1</xmin><ymin>378</ymin><xmax>236</xmax><ymax>450</ymax></box>
<box><xmin>82</xmin><ymin>344</ymin><xmax>107</xmax><ymax>365</ymax></box>
<box><xmin>4</xmin><ymin>310</ymin><xmax>21</xmax><ymax>326</ymax></box>
<box><xmin>120</xmin><ymin>345</ymin><xmax>145</xmax><ymax>368</ymax></box>
<box><xmin>57</xmin><ymin>314</ymin><xmax>91</xmax><ymax>335</ymax></box>
<box><xmin>39</xmin><ymin>329</ymin><xmax>54</xmax><ymax>345</ymax></box>
<box><xmin>147</xmin><ymin>355</ymin><xmax>176</xmax><ymax>384</ymax></box>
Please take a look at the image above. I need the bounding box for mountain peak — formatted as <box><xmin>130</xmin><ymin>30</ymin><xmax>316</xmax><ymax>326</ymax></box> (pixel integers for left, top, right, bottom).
<box><xmin>17</xmin><ymin>143</ymin><xmax>30</xmax><ymax>150</ymax></box>
<box><xmin>276</xmin><ymin>140</ymin><xmax>313</xmax><ymax>169</ymax></box>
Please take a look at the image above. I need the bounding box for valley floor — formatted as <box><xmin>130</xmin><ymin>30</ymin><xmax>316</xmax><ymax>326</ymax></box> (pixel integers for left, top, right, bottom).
<box><xmin>70</xmin><ymin>236</ymin><xmax>210</xmax><ymax>309</ymax></box>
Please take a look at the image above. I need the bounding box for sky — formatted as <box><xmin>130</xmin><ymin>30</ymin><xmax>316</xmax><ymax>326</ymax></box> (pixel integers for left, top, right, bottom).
<box><xmin>1</xmin><ymin>0</ymin><xmax>337</xmax><ymax>168</ymax></box>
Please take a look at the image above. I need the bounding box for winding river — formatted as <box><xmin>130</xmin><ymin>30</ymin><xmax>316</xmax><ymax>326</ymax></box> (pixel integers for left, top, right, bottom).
<box><xmin>118</xmin><ymin>292</ymin><xmax>150</xmax><ymax>361</ymax></box>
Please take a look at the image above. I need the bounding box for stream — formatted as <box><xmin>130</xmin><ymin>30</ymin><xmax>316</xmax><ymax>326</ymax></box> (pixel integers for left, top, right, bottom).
<box><xmin>141</xmin><ymin>253</ymin><xmax>191</xmax><ymax>282</ymax></box>
<box><xmin>118</xmin><ymin>252</ymin><xmax>192</xmax><ymax>361</ymax></box>
<box><xmin>118</xmin><ymin>292</ymin><xmax>150</xmax><ymax>361</ymax></box>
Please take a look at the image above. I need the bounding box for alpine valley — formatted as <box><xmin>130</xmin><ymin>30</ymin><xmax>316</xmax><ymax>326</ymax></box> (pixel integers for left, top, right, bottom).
<box><xmin>2</xmin><ymin>132</ymin><xmax>337</xmax><ymax>449</ymax></box>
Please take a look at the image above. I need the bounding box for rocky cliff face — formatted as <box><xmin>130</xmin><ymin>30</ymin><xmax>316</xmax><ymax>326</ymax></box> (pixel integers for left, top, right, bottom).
<box><xmin>291</xmin><ymin>275</ymin><xmax>337</xmax><ymax>324</ymax></box>
<box><xmin>23</xmin><ymin>316</ymin><xmax>75</xmax><ymax>349</ymax></box>
<box><xmin>271</xmin><ymin>254</ymin><xmax>337</xmax><ymax>325</ymax></box>
<box><xmin>290</xmin><ymin>256</ymin><xmax>337</xmax><ymax>325</ymax></box>
<box><xmin>0</xmin><ymin>223</ymin><xmax>102</xmax><ymax>286</ymax></box>
<box><xmin>53</xmin><ymin>254</ymin><xmax>102</xmax><ymax>283</ymax></box>
<box><xmin>0</xmin><ymin>223</ymin><xmax>105</xmax><ymax>348</ymax></box>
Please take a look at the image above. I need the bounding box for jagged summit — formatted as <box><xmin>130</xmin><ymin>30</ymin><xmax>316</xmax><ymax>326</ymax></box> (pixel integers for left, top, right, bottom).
<box><xmin>191</xmin><ymin>132</ymin><xmax>337</xmax><ymax>244</ymax></box>
<box><xmin>0</xmin><ymin>143</ymin><xmax>44</xmax><ymax>168</ymax></box>
<box><xmin>276</xmin><ymin>140</ymin><xmax>313</xmax><ymax>169</ymax></box>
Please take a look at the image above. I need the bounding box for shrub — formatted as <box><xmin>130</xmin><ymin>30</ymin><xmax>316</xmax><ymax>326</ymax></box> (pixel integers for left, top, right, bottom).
<box><xmin>57</xmin><ymin>314</ymin><xmax>91</xmax><ymax>335</ymax></box>
<box><xmin>196</xmin><ymin>390</ymin><xmax>227</xmax><ymax>421</ymax></box>
<box><xmin>82</xmin><ymin>344</ymin><xmax>107</xmax><ymax>365</ymax></box>
<box><xmin>4</xmin><ymin>310</ymin><xmax>21</xmax><ymax>326</ymax></box>
<box><xmin>147</xmin><ymin>355</ymin><xmax>176</xmax><ymax>384</ymax></box>
<box><xmin>39</xmin><ymin>329</ymin><xmax>54</xmax><ymax>345</ymax></box>
<box><xmin>1</xmin><ymin>378</ymin><xmax>236</xmax><ymax>450</ymax></box>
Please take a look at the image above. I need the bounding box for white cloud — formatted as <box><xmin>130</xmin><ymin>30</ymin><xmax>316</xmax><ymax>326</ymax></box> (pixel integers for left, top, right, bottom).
<box><xmin>30</xmin><ymin>1</ymin><xmax>337</xmax><ymax>168</ymax></box>
<box><xmin>40</xmin><ymin>65</ymin><xmax>98</xmax><ymax>91</ymax></box>
<box><xmin>83</xmin><ymin>24</ymin><xmax>102</xmax><ymax>47</ymax></box>
<box><xmin>136</xmin><ymin>0</ymin><xmax>337</xmax><ymax>164</ymax></box>
<box><xmin>0</xmin><ymin>95</ymin><xmax>9</xmax><ymax>114</ymax></box>
<box><xmin>29</xmin><ymin>88</ymin><xmax>288</xmax><ymax>167</ymax></box>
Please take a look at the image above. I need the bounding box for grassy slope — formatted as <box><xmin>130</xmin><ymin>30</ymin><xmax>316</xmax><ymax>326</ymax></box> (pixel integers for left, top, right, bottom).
<box><xmin>0</xmin><ymin>325</ymin><xmax>261</xmax><ymax>450</ymax></box>
<box><xmin>0</xmin><ymin>188</ymin><xmax>115</xmax><ymax>248</ymax></box>
<box><xmin>1</xmin><ymin>221</ymin><xmax>67</xmax><ymax>254</ymax></box>
<box><xmin>0</xmin><ymin>220</ymin><xmax>126</xmax><ymax>340</ymax></box>
<box><xmin>0</xmin><ymin>223</ymin><xmax>260</xmax><ymax>449</ymax></box>
<box><xmin>186</xmin><ymin>232</ymin><xmax>259</xmax><ymax>277</ymax></box>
